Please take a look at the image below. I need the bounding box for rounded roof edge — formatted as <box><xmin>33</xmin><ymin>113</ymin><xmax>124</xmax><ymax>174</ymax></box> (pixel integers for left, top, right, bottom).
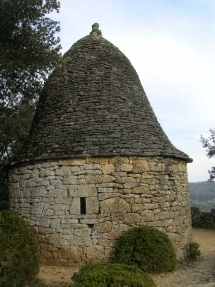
<box><xmin>9</xmin><ymin>154</ymin><xmax>192</xmax><ymax>169</ymax></box>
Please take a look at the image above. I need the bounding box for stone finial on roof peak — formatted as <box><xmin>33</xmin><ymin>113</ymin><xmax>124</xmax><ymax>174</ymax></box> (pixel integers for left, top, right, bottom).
<box><xmin>90</xmin><ymin>23</ymin><xmax>102</xmax><ymax>37</ymax></box>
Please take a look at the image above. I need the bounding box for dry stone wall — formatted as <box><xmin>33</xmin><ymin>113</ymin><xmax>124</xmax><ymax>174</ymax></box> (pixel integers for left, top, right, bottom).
<box><xmin>9</xmin><ymin>156</ymin><xmax>192</xmax><ymax>266</ymax></box>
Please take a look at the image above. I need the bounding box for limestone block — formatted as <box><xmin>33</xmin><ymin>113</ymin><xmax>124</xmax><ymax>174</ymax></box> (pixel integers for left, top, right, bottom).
<box><xmin>11</xmin><ymin>182</ymin><xmax>19</xmax><ymax>189</ymax></box>
<box><xmin>44</xmin><ymin>209</ymin><xmax>54</xmax><ymax>216</ymax></box>
<box><xmin>103</xmin><ymin>175</ymin><xmax>115</xmax><ymax>183</ymax></box>
<box><xmin>86</xmin><ymin>245</ymin><xmax>104</xmax><ymax>259</ymax></box>
<box><xmin>171</xmin><ymin>164</ymin><xmax>179</xmax><ymax>173</ymax></box>
<box><xmin>61</xmin><ymin>218</ymin><xmax>79</xmax><ymax>224</ymax></box>
<box><xmin>87</xmin><ymin>197</ymin><xmax>99</xmax><ymax>214</ymax></box>
<box><xmin>70</xmin><ymin>198</ymin><xmax>80</xmax><ymax>215</ymax></box>
<box><xmin>114</xmin><ymin>172</ymin><xmax>127</xmax><ymax>178</ymax></box>
<box><xmin>168</xmin><ymin>232</ymin><xmax>181</xmax><ymax>243</ymax></box>
<box><xmin>166</xmin><ymin>225</ymin><xmax>177</xmax><ymax>233</ymax></box>
<box><xmin>98</xmin><ymin>187</ymin><xmax>113</xmax><ymax>193</ymax></box>
<box><xmin>107</xmin><ymin>231</ymin><xmax>120</xmax><ymax>240</ymax></box>
<box><xmin>84</xmin><ymin>164</ymin><xmax>101</xmax><ymax>170</ymax></box>
<box><xmin>111</xmin><ymin>223</ymin><xmax>128</xmax><ymax>234</ymax></box>
<box><xmin>34</xmin><ymin>163</ymin><xmax>42</xmax><ymax>169</ymax></box>
<box><xmin>132</xmin><ymin>185</ymin><xmax>149</xmax><ymax>194</ymax></box>
<box><xmin>133</xmin><ymin>160</ymin><xmax>149</xmax><ymax>173</ymax></box>
<box><xmin>135</xmin><ymin>197</ymin><xmax>151</xmax><ymax>204</ymax></box>
<box><xmin>26</xmin><ymin>179</ymin><xmax>36</xmax><ymax>187</ymax></box>
<box><xmin>61</xmin><ymin>223</ymin><xmax>70</xmax><ymax>229</ymax></box>
<box><xmin>86</xmin><ymin>175</ymin><xmax>102</xmax><ymax>184</ymax></box>
<box><xmin>123</xmin><ymin>213</ymin><xmax>140</xmax><ymax>224</ymax></box>
<box><xmin>131</xmin><ymin>204</ymin><xmax>144</xmax><ymax>213</ymax></box>
<box><xmin>30</xmin><ymin>202</ymin><xmax>46</xmax><ymax>215</ymax></box>
<box><xmin>148</xmin><ymin>161</ymin><xmax>158</xmax><ymax>171</ymax></box>
<box><xmin>41</xmin><ymin>162</ymin><xmax>53</xmax><ymax>168</ymax></box>
<box><xmin>156</xmin><ymin>211</ymin><xmax>174</xmax><ymax>220</ymax></box>
<box><xmin>140</xmin><ymin>177</ymin><xmax>158</xmax><ymax>185</ymax></box>
<box><xmin>50</xmin><ymin>218</ymin><xmax>61</xmax><ymax>230</ymax></box>
<box><xmin>69</xmin><ymin>184</ymin><xmax>97</xmax><ymax>197</ymax></box>
<box><xmin>74</xmin><ymin>228</ymin><xmax>91</xmax><ymax>237</ymax></box>
<box><xmin>55</xmin><ymin>198</ymin><xmax>72</xmax><ymax>205</ymax></box>
<box><xmin>109</xmin><ymin>157</ymin><xmax>129</xmax><ymax>164</ymax></box>
<box><xmin>50</xmin><ymin>179</ymin><xmax>62</xmax><ymax>186</ymax></box>
<box><xmin>116</xmin><ymin>176</ymin><xmax>136</xmax><ymax>184</ymax></box>
<box><xmin>140</xmin><ymin>210</ymin><xmax>154</xmax><ymax>221</ymax></box>
<box><xmin>44</xmin><ymin>170</ymin><xmax>55</xmax><ymax>177</ymax></box>
<box><xmin>62</xmin><ymin>229</ymin><xmax>73</xmax><ymax>235</ymax></box>
<box><xmin>93</xmin><ymin>221</ymin><xmax>112</xmax><ymax>233</ymax></box>
<box><xmin>98</xmin><ymin>192</ymin><xmax>121</xmax><ymax>201</ymax></box>
<box><xmin>120</xmin><ymin>188</ymin><xmax>132</xmax><ymax>194</ymax></box>
<box><xmin>142</xmin><ymin>203</ymin><xmax>159</xmax><ymax>210</ymax></box>
<box><xmin>73</xmin><ymin>235</ymin><xmax>92</xmax><ymax>246</ymax></box>
<box><xmin>71</xmin><ymin>166</ymin><xmax>81</xmax><ymax>172</ymax></box>
<box><xmin>57</xmin><ymin>246</ymin><xmax>82</xmax><ymax>261</ymax></box>
<box><xmin>22</xmin><ymin>189</ymin><xmax>30</xmax><ymax>198</ymax></box>
<box><xmin>102</xmin><ymin>164</ymin><xmax>115</xmax><ymax>174</ymax></box>
<box><xmin>76</xmin><ymin>178</ymin><xmax>86</xmax><ymax>184</ymax></box>
<box><xmin>54</xmin><ymin>204</ymin><xmax>70</xmax><ymax>211</ymax></box>
<box><xmin>40</xmin><ymin>218</ymin><xmax>50</xmax><ymax>228</ymax></box>
<box><xmin>88</xmin><ymin>169</ymin><xmax>102</xmax><ymax>175</ymax></box>
<box><xmin>115</xmin><ymin>163</ymin><xmax>133</xmax><ymax>172</ymax></box>
<box><xmin>157</xmin><ymin>162</ymin><xmax>165</xmax><ymax>171</ymax></box>
<box><xmin>100</xmin><ymin>198</ymin><xmax>130</xmax><ymax>214</ymax></box>
<box><xmin>160</xmin><ymin>202</ymin><xmax>171</xmax><ymax>209</ymax></box>
<box><xmin>123</xmin><ymin>182</ymin><xmax>139</xmax><ymax>188</ymax></box>
<box><xmin>47</xmin><ymin>234</ymin><xmax>69</xmax><ymax>247</ymax></box>
<box><xmin>50</xmin><ymin>189</ymin><xmax>68</xmax><ymax>197</ymax></box>
<box><xmin>46</xmin><ymin>185</ymin><xmax>55</xmax><ymax>191</ymax></box>
<box><xmin>61</xmin><ymin>166</ymin><xmax>72</xmax><ymax>176</ymax></box>
<box><xmin>22</xmin><ymin>173</ymin><xmax>32</xmax><ymax>180</ymax></box>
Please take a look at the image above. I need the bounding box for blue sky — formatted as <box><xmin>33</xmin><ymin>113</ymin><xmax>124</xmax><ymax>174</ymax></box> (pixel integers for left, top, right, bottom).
<box><xmin>52</xmin><ymin>0</ymin><xmax>215</xmax><ymax>182</ymax></box>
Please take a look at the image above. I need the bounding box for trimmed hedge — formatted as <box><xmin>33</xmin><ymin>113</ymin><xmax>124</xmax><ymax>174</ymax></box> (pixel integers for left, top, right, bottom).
<box><xmin>113</xmin><ymin>226</ymin><xmax>177</xmax><ymax>273</ymax></box>
<box><xmin>0</xmin><ymin>210</ymin><xmax>39</xmax><ymax>287</ymax></box>
<box><xmin>72</xmin><ymin>263</ymin><xmax>156</xmax><ymax>287</ymax></box>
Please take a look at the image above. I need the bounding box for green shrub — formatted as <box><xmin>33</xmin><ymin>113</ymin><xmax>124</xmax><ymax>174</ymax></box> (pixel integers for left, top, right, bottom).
<box><xmin>189</xmin><ymin>242</ymin><xmax>201</xmax><ymax>260</ymax></box>
<box><xmin>0</xmin><ymin>210</ymin><xmax>39</xmax><ymax>287</ymax></box>
<box><xmin>72</xmin><ymin>263</ymin><xmax>156</xmax><ymax>287</ymax></box>
<box><xmin>113</xmin><ymin>226</ymin><xmax>177</xmax><ymax>273</ymax></box>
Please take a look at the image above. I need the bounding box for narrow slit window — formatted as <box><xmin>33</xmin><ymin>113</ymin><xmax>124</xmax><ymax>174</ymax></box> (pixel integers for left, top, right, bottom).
<box><xmin>80</xmin><ymin>197</ymin><xmax>86</xmax><ymax>215</ymax></box>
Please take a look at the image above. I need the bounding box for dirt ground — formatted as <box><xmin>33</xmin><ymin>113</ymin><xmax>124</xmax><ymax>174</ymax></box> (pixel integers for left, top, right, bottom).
<box><xmin>37</xmin><ymin>228</ymin><xmax>215</xmax><ymax>286</ymax></box>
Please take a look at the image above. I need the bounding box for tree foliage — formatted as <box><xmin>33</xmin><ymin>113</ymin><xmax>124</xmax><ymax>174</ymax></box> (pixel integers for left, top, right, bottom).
<box><xmin>0</xmin><ymin>0</ymin><xmax>61</xmax><ymax>153</ymax></box>
<box><xmin>201</xmin><ymin>129</ymin><xmax>215</xmax><ymax>181</ymax></box>
<box><xmin>0</xmin><ymin>210</ymin><xmax>39</xmax><ymax>286</ymax></box>
<box><xmin>0</xmin><ymin>0</ymin><xmax>61</xmax><ymax>107</ymax></box>
<box><xmin>0</xmin><ymin>0</ymin><xmax>61</xmax><ymax>206</ymax></box>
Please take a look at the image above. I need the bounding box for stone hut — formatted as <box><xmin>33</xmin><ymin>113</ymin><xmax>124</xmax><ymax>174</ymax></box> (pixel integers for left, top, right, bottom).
<box><xmin>8</xmin><ymin>23</ymin><xmax>193</xmax><ymax>266</ymax></box>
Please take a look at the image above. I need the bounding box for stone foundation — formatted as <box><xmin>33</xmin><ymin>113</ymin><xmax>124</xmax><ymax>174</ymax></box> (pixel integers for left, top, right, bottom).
<box><xmin>9</xmin><ymin>156</ymin><xmax>192</xmax><ymax>266</ymax></box>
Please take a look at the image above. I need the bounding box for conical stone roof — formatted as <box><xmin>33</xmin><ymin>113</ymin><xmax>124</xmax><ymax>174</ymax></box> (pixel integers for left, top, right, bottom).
<box><xmin>22</xmin><ymin>23</ymin><xmax>192</xmax><ymax>162</ymax></box>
